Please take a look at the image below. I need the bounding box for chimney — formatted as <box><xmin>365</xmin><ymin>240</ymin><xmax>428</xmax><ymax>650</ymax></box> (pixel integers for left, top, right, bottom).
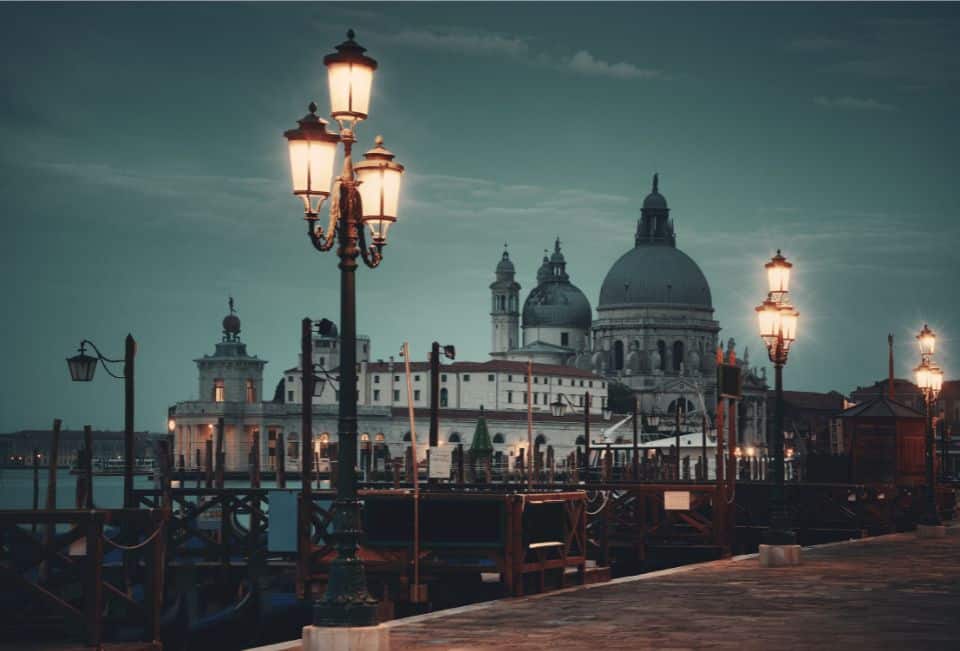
<box><xmin>888</xmin><ymin>333</ymin><xmax>894</xmax><ymax>400</ymax></box>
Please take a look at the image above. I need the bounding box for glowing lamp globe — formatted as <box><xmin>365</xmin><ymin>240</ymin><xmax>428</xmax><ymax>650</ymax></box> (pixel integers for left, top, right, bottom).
<box><xmin>324</xmin><ymin>30</ymin><xmax>378</xmax><ymax>126</ymax></box>
<box><xmin>914</xmin><ymin>361</ymin><xmax>932</xmax><ymax>391</ymax></box>
<box><xmin>756</xmin><ymin>299</ymin><xmax>781</xmax><ymax>345</ymax></box>
<box><xmin>917</xmin><ymin>324</ymin><xmax>936</xmax><ymax>356</ymax></box>
<box><xmin>355</xmin><ymin>135</ymin><xmax>404</xmax><ymax>245</ymax></box>
<box><xmin>765</xmin><ymin>249</ymin><xmax>793</xmax><ymax>294</ymax></box>
<box><xmin>284</xmin><ymin>103</ymin><xmax>340</xmax><ymax>214</ymax></box>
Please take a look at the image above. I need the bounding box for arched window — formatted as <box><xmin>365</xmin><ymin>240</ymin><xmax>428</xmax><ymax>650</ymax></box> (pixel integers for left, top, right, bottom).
<box><xmin>360</xmin><ymin>432</ymin><xmax>370</xmax><ymax>442</ymax></box>
<box><xmin>673</xmin><ymin>341</ymin><xmax>684</xmax><ymax>372</ymax></box>
<box><xmin>375</xmin><ymin>432</ymin><xmax>385</xmax><ymax>442</ymax></box>
<box><xmin>575</xmin><ymin>435</ymin><xmax>586</xmax><ymax>446</ymax></box>
<box><xmin>657</xmin><ymin>340</ymin><xmax>667</xmax><ymax>371</ymax></box>
<box><xmin>613</xmin><ymin>340</ymin><xmax>624</xmax><ymax>370</ymax></box>
<box><xmin>448</xmin><ymin>432</ymin><xmax>461</xmax><ymax>443</ymax></box>
<box><xmin>493</xmin><ymin>433</ymin><xmax>505</xmax><ymax>444</ymax></box>
<box><xmin>440</xmin><ymin>387</ymin><xmax>449</xmax><ymax>407</ymax></box>
<box><xmin>403</xmin><ymin>431</ymin><xmax>412</xmax><ymax>442</ymax></box>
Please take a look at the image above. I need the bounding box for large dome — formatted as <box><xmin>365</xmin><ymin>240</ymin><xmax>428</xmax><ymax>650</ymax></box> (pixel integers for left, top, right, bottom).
<box><xmin>599</xmin><ymin>245</ymin><xmax>712</xmax><ymax>309</ymax></box>
<box><xmin>523</xmin><ymin>282</ymin><xmax>593</xmax><ymax>329</ymax></box>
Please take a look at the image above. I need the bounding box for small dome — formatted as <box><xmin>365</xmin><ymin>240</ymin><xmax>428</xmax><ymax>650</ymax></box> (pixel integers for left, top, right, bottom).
<box><xmin>642</xmin><ymin>173</ymin><xmax>668</xmax><ymax>211</ymax></box>
<box><xmin>496</xmin><ymin>250</ymin><xmax>515</xmax><ymax>274</ymax></box>
<box><xmin>523</xmin><ymin>282</ymin><xmax>592</xmax><ymax>330</ymax></box>
<box><xmin>222</xmin><ymin>313</ymin><xmax>241</xmax><ymax>334</ymax></box>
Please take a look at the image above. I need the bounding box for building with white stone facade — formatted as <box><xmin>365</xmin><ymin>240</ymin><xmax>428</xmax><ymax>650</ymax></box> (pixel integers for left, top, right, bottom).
<box><xmin>171</xmin><ymin>302</ymin><xmax>609</xmax><ymax>473</ymax></box>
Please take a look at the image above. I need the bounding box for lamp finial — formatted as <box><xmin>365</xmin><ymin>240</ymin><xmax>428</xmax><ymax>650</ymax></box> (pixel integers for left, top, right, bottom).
<box><xmin>653</xmin><ymin>172</ymin><xmax>659</xmax><ymax>193</ymax></box>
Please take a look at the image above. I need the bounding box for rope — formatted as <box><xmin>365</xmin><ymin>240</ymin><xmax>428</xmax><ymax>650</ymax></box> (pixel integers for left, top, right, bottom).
<box><xmin>101</xmin><ymin>523</ymin><xmax>164</xmax><ymax>551</ymax></box>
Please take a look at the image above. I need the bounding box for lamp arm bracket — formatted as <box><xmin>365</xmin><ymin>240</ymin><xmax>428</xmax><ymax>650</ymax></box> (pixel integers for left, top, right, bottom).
<box><xmin>354</xmin><ymin>190</ymin><xmax>383</xmax><ymax>269</ymax></box>
<box><xmin>79</xmin><ymin>339</ymin><xmax>127</xmax><ymax>379</ymax></box>
<box><xmin>308</xmin><ymin>214</ymin><xmax>338</xmax><ymax>252</ymax></box>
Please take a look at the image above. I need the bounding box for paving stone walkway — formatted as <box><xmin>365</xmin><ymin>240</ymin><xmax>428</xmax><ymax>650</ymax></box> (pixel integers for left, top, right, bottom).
<box><xmin>386</xmin><ymin>531</ymin><xmax>960</xmax><ymax>650</ymax></box>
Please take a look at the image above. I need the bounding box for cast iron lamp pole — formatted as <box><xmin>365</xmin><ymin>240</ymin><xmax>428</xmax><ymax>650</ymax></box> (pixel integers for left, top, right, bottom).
<box><xmin>66</xmin><ymin>335</ymin><xmax>136</xmax><ymax>508</ymax></box>
<box><xmin>755</xmin><ymin>250</ymin><xmax>799</xmax><ymax>546</ymax></box>
<box><xmin>914</xmin><ymin>324</ymin><xmax>944</xmax><ymax>527</ymax></box>
<box><xmin>283</xmin><ymin>30</ymin><xmax>405</xmax><ymax>627</ymax></box>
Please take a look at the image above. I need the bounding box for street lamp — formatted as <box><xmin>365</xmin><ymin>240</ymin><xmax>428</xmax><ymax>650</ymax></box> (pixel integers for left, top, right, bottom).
<box><xmin>755</xmin><ymin>249</ymin><xmax>799</xmax><ymax>549</ymax></box>
<box><xmin>66</xmin><ymin>335</ymin><xmax>136</xmax><ymax>508</ymax></box>
<box><xmin>284</xmin><ymin>30</ymin><xmax>404</xmax><ymax>627</ymax></box>
<box><xmin>549</xmin><ymin>398</ymin><xmax>564</xmax><ymax>417</ymax></box>
<box><xmin>914</xmin><ymin>324</ymin><xmax>944</xmax><ymax>530</ymax></box>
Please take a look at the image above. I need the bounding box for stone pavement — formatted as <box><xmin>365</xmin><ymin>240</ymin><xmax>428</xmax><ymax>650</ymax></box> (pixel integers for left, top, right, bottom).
<box><xmin>385</xmin><ymin>531</ymin><xmax>960</xmax><ymax>650</ymax></box>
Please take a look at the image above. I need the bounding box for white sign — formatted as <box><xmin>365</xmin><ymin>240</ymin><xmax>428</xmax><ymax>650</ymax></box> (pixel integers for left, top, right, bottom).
<box><xmin>664</xmin><ymin>491</ymin><xmax>690</xmax><ymax>511</ymax></box>
<box><xmin>429</xmin><ymin>447</ymin><xmax>453</xmax><ymax>479</ymax></box>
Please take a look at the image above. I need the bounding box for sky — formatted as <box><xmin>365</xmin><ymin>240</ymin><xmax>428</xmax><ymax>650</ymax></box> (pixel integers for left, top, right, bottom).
<box><xmin>2</xmin><ymin>2</ymin><xmax>958</xmax><ymax>433</ymax></box>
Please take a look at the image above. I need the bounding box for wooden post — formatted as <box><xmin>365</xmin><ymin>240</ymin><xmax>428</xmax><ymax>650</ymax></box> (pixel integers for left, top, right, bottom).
<box><xmin>31</xmin><ymin>448</ymin><xmax>39</xmax><ymax>534</ymax></box>
<box><xmin>205</xmin><ymin>439</ymin><xmax>214</xmax><ymax>489</ymax></box>
<box><xmin>157</xmin><ymin>439</ymin><xmax>172</xmax><ymax>510</ymax></box>
<box><xmin>195</xmin><ymin>448</ymin><xmax>202</xmax><ymax>489</ymax></box>
<box><xmin>276</xmin><ymin>432</ymin><xmax>286</xmax><ymax>488</ymax></box>
<box><xmin>84</xmin><ymin>513</ymin><xmax>104</xmax><ymax>647</ymax></box>
<box><xmin>46</xmin><ymin>419</ymin><xmax>61</xmax><ymax>511</ymax></box>
<box><xmin>526</xmin><ymin>359</ymin><xmax>533</xmax><ymax>490</ymax></box>
<box><xmin>584</xmin><ymin>392</ymin><xmax>592</xmax><ymax>483</ymax></box>
<box><xmin>457</xmin><ymin>443</ymin><xmax>465</xmax><ymax>484</ymax></box>
<box><xmin>215</xmin><ymin>417</ymin><xmax>225</xmax><ymax>489</ymax></box>
<box><xmin>83</xmin><ymin>426</ymin><xmax>94</xmax><ymax>509</ymax></box>
<box><xmin>251</xmin><ymin>431</ymin><xmax>261</xmax><ymax>489</ymax></box>
<box><xmin>147</xmin><ymin>511</ymin><xmax>166</xmax><ymax>644</ymax></box>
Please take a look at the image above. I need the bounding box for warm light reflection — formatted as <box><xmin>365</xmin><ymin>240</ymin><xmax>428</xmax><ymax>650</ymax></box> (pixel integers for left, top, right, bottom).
<box><xmin>327</xmin><ymin>62</ymin><xmax>374</xmax><ymax>124</ymax></box>
<box><xmin>168</xmin><ymin>419</ymin><xmax>176</xmax><ymax>432</ymax></box>
<box><xmin>355</xmin><ymin>136</ymin><xmax>404</xmax><ymax>245</ymax></box>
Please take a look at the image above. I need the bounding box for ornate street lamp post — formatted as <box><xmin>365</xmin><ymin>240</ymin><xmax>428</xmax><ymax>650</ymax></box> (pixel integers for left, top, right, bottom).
<box><xmin>67</xmin><ymin>335</ymin><xmax>136</xmax><ymax>508</ymax></box>
<box><xmin>755</xmin><ymin>250</ymin><xmax>799</xmax><ymax>549</ymax></box>
<box><xmin>283</xmin><ymin>30</ymin><xmax>405</xmax><ymax>627</ymax></box>
<box><xmin>914</xmin><ymin>324</ymin><xmax>944</xmax><ymax>530</ymax></box>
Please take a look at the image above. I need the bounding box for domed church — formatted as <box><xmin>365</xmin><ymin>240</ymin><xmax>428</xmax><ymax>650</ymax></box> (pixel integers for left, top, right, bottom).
<box><xmin>491</xmin><ymin>175</ymin><xmax>767</xmax><ymax>440</ymax></box>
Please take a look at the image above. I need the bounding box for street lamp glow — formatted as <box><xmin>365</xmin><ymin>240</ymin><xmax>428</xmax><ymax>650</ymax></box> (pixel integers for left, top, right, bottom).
<box><xmin>914</xmin><ymin>361</ymin><xmax>932</xmax><ymax>391</ymax></box>
<box><xmin>324</xmin><ymin>30</ymin><xmax>378</xmax><ymax>127</ymax></box>
<box><xmin>355</xmin><ymin>136</ymin><xmax>404</xmax><ymax>246</ymax></box>
<box><xmin>756</xmin><ymin>299</ymin><xmax>780</xmax><ymax>345</ymax></box>
<box><xmin>168</xmin><ymin>418</ymin><xmax>176</xmax><ymax>432</ymax></box>
<box><xmin>917</xmin><ymin>323</ymin><xmax>936</xmax><ymax>356</ymax></box>
<box><xmin>67</xmin><ymin>346</ymin><xmax>98</xmax><ymax>382</ymax></box>
<box><xmin>284</xmin><ymin>103</ymin><xmax>340</xmax><ymax>215</ymax></box>
<box><xmin>765</xmin><ymin>249</ymin><xmax>792</xmax><ymax>294</ymax></box>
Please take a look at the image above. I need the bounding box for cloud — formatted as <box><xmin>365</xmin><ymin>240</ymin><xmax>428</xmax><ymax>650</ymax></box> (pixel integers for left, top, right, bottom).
<box><xmin>377</xmin><ymin>27</ymin><xmax>658</xmax><ymax>81</ymax></box>
<box><xmin>384</xmin><ymin>28</ymin><xmax>530</xmax><ymax>58</ymax></box>
<box><xmin>813</xmin><ymin>95</ymin><xmax>897</xmax><ymax>112</ymax></box>
<box><xmin>565</xmin><ymin>50</ymin><xmax>660</xmax><ymax>80</ymax></box>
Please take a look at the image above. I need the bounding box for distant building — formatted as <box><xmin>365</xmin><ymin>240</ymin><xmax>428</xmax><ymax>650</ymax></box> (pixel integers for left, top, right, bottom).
<box><xmin>850</xmin><ymin>378</ymin><xmax>924</xmax><ymax>413</ymax></box>
<box><xmin>765</xmin><ymin>390</ymin><xmax>848</xmax><ymax>455</ymax></box>
<box><xmin>0</xmin><ymin>430</ymin><xmax>158</xmax><ymax>466</ymax></box>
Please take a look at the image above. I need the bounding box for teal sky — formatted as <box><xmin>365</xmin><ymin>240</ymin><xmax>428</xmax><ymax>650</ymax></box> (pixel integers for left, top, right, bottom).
<box><xmin>2</xmin><ymin>2</ymin><xmax>958</xmax><ymax>433</ymax></box>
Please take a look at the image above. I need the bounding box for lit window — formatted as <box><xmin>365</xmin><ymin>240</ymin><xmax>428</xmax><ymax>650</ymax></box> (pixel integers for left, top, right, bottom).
<box><xmin>245</xmin><ymin>379</ymin><xmax>256</xmax><ymax>404</ymax></box>
<box><xmin>214</xmin><ymin>379</ymin><xmax>225</xmax><ymax>402</ymax></box>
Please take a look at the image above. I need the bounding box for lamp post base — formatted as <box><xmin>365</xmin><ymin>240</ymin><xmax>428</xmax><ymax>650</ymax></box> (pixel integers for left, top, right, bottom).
<box><xmin>303</xmin><ymin>623</ymin><xmax>389</xmax><ymax>651</ymax></box>
<box><xmin>758</xmin><ymin>544</ymin><xmax>802</xmax><ymax>567</ymax></box>
<box><xmin>916</xmin><ymin>524</ymin><xmax>947</xmax><ymax>539</ymax></box>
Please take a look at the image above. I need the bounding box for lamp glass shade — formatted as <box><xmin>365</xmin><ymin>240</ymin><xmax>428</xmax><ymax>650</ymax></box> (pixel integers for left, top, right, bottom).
<box><xmin>355</xmin><ymin>137</ymin><xmax>404</xmax><ymax>244</ymax></box>
<box><xmin>765</xmin><ymin>250</ymin><xmax>792</xmax><ymax>293</ymax></box>
<box><xmin>930</xmin><ymin>366</ymin><xmax>944</xmax><ymax>393</ymax></box>
<box><xmin>67</xmin><ymin>353</ymin><xmax>98</xmax><ymax>382</ymax></box>
<box><xmin>914</xmin><ymin>362</ymin><xmax>931</xmax><ymax>390</ymax></box>
<box><xmin>327</xmin><ymin>62</ymin><xmax>374</xmax><ymax>123</ymax></box>
<box><xmin>550</xmin><ymin>400</ymin><xmax>563</xmax><ymax>417</ymax></box>
<box><xmin>647</xmin><ymin>414</ymin><xmax>660</xmax><ymax>427</ymax></box>
<box><xmin>779</xmin><ymin>305</ymin><xmax>799</xmax><ymax>342</ymax></box>
<box><xmin>756</xmin><ymin>300</ymin><xmax>780</xmax><ymax>339</ymax></box>
<box><xmin>917</xmin><ymin>324</ymin><xmax>936</xmax><ymax>356</ymax></box>
<box><xmin>284</xmin><ymin>105</ymin><xmax>339</xmax><ymax>206</ymax></box>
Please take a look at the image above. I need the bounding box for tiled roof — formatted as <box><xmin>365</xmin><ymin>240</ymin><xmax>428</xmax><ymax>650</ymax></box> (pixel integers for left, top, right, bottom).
<box><xmin>770</xmin><ymin>390</ymin><xmax>846</xmax><ymax>412</ymax></box>
<box><xmin>838</xmin><ymin>396</ymin><xmax>923</xmax><ymax>419</ymax></box>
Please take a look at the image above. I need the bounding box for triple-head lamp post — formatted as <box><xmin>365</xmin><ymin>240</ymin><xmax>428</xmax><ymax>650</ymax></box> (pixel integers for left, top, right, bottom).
<box><xmin>914</xmin><ymin>324</ymin><xmax>944</xmax><ymax>528</ymax></box>
<box><xmin>755</xmin><ymin>250</ymin><xmax>799</xmax><ymax>546</ymax></box>
<box><xmin>284</xmin><ymin>30</ymin><xmax>405</xmax><ymax>627</ymax></box>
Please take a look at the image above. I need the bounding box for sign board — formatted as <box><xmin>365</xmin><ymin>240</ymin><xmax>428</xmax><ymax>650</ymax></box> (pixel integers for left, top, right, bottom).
<box><xmin>429</xmin><ymin>446</ymin><xmax>453</xmax><ymax>479</ymax></box>
<box><xmin>316</xmin><ymin>457</ymin><xmax>331</xmax><ymax>474</ymax></box>
<box><xmin>664</xmin><ymin>490</ymin><xmax>691</xmax><ymax>511</ymax></box>
<box><xmin>717</xmin><ymin>364</ymin><xmax>743</xmax><ymax>399</ymax></box>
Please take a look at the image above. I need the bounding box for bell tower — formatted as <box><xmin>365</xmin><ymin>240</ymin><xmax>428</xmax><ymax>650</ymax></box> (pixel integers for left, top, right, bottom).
<box><xmin>490</xmin><ymin>244</ymin><xmax>520</xmax><ymax>354</ymax></box>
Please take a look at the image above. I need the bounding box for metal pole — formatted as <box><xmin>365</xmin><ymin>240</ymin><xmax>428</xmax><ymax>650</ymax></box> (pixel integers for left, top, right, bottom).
<box><xmin>701</xmin><ymin>413</ymin><xmax>708</xmax><ymax>481</ymax></box>
<box><xmin>763</xmin><ymin>356</ymin><xmax>795</xmax><ymax>544</ymax></box>
<box><xmin>429</xmin><ymin>341</ymin><xmax>440</xmax><ymax>448</ymax></box>
<box><xmin>584</xmin><ymin>392</ymin><xmax>591</xmax><ymax>482</ymax></box>
<box><xmin>402</xmin><ymin>342</ymin><xmax>423</xmax><ymax>601</ymax></box>
<box><xmin>301</xmin><ymin>317</ymin><xmax>315</xmax><ymax>597</ymax></box>
<box><xmin>922</xmin><ymin>392</ymin><xmax>941</xmax><ymax>525</ymax></box>
<box><xmin>123</xmin><ymin>334</ymin><xmax>135</xmax><ymax>508</ymax></box>
<box><xmin>675</xmin><ymin>401</ymin><xmax>681</xmax><ymax>480</ymax></box>
<box><xmin>83</xmin><ymin>425</ymin><xmax>94</xmax><ymax>509</ymax></box>
<box><xmin>526</xmin><ymin>359</ymin><xmax>533</xmax><ymax>490</ymax></box>
<box><xmin>632</xmin><ymin>398</ymin><xmax>639</xmax><ymax>481</ymax></box>
<box><xmin>315</xmin><ymin>154</ymin><xmax>377</xmax><ymax>626</ymax></box>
